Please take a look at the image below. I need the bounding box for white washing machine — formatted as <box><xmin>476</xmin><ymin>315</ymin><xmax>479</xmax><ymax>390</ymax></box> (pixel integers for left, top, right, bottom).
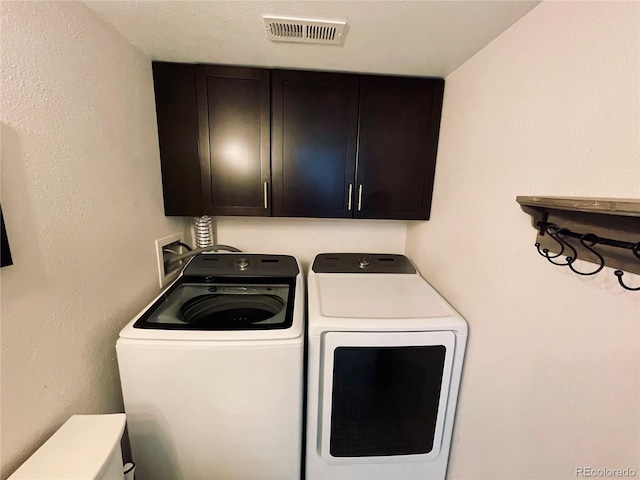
<box><xmin>306</xmin><ymin>253</ymin><xmax>468</xmax><ymax>480</ymax></box>
<box><xmin>117</xmin><ymin>253</ymin><xmax>304</xmax><ymax>480</ymax></box>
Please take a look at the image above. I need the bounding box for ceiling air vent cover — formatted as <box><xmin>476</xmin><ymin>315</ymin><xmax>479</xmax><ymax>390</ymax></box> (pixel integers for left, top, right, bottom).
<box><xmin>263</xmin><ymin>15</ymin><xmax>347</xmax><ymax>45</ymax></box>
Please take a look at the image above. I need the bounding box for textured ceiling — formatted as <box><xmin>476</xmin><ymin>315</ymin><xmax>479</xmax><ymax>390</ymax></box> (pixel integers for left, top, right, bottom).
<box><xmin>84</xmin><ymin>1</ymin><xmax>541</xmax><ymax>77</ymax></box>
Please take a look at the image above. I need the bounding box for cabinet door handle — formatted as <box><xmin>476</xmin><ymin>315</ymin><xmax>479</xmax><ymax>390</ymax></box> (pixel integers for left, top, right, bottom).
<box><xmin>263</xmin><ymin>182</ymin><xmax>268</xmax><ymax>209</ymax></box>
<box><xmin>347</xmin><ymin>184</ymin><xmax>353</xmax><ymax>211</ymax></box>
<box><xmin>357</xmin><ymin>185</ymin><xmax>363</xmax><ymax>211</ymax></box>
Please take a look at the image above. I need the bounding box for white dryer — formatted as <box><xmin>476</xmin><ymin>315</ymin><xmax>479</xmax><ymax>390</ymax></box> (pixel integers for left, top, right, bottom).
<box><xmin>117</xmin><ymin>253</ymin><xmax>304</xmax><ymax>480</ymax></box>
<box><xmin>306</xmin><ymin>253</ymin><xmax>467</xmax><ymax>480</ymax></box>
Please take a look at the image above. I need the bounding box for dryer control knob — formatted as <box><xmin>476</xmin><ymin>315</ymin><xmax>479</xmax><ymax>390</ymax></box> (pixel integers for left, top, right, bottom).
<box><xmin>236</xmin><ymin>258</ymin><xmax>250</xmax><ymax>270</ymax></box>
<box><xmin>358</xmin><ymin>257</ymin><xmax>370</xmax><ymax>268</ymax></box>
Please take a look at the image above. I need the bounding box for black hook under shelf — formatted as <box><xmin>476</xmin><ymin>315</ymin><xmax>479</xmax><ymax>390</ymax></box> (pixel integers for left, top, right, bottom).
<box><xmin>534</xmin><ymin>222</ymin><xmax>640</xmax><ymax>291</ymax></box>
<box><xmin>614</xmin><ymin>270</ymin><xmax>640</xmax><ymax>291</ymax></box>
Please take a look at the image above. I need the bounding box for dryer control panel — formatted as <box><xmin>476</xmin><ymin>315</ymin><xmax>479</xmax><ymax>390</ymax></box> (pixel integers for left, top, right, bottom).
<box><xmin>312</xmin><ymin>253</ymin><xmax>416</xmax><ymax>274</ymax></box>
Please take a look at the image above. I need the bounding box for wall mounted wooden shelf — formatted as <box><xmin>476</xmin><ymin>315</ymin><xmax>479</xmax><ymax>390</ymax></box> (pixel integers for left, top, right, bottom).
<box><xmin>516</xmin><ymin>196</ymin><xmax>640</xmax><ymax>289</ymax></box>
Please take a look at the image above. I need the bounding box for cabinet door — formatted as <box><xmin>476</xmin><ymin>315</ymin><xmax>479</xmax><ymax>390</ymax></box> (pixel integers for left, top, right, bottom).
<box><xmin>272</xmin><ymin>70</ymin><xmax>359</xmax><ymax>218</ymax></box>
<box><xmin>197</xmin><ymin>66</ymin><xmax>271</xmax><ymax>216</ymax></box>
<box><xmin>153</xmin><ymin>62</ymin><xmax>203</xmax><ymax>216</ymax></box>
<box><xmin>356</xmin><ymin>76</ymin><xmax>444</xmax><ymax>220</ymax></box>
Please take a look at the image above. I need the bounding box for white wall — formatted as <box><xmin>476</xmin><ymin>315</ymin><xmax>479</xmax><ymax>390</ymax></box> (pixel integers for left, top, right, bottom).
<box><xmin>406</xmin><ymin>2</ymin><xmax>639</xmax><ymax>479</ymax></box>
<box><xmin>0</xmin><ymin>2</ymin><xmax>188</xmax><ymax>478</ymax></box>
<box><xmin>215</xmin><ymin>217</ymin><xmax>407</xmax><ymax>271</ymax></box>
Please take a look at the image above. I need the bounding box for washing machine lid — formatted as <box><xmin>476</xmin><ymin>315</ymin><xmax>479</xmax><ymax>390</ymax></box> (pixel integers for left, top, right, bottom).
<box><xmin>133</xmin><ymin>254</ymin><xmax>299</xmax><ymax>331</ymax></box>
<box><xmin>316</xmin><ymin>273</ymin><xmax>454</xmax><ymax>319</ymax></box>
<box><xmin>134</xmin><ymin>278</ymin><xmax>295</xmax><ymax>330</ymax></box>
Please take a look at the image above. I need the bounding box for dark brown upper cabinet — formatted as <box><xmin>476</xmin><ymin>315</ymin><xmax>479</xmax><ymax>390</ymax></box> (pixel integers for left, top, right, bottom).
<box><xmin>152</xmin><ymin>62</ymin><xmax>444</xmax><ymax>220</ymax></box>
<box><xmin>355</xmin><ymin>76</ymin><xmax>444</xmax><ymax>220</ymax></box>
<box><xmin>153</xmin><ymin>62</ymin><xmax>202</xmax><ymax>216</ymax></box>
<box><xmin>196</xmin><ymin>65</ymin><xmax>271</xmax><ymax>216</ymax></box>
<box><xmin>271</xmin><ymin>73</ymin><xmax>444</xmax><ymax>220</ymax></box>
<box><xmin>271</xmin><ymin>70</ymin><xmax>359</xmax><ymax>217</ymax></box>
<box><xmin>152</xmin><ymin>62</ymin><xmax>270</xmax><ymax>217</ymax></box>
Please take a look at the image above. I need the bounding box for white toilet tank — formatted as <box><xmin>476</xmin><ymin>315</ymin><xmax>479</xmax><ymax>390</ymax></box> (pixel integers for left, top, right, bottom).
<box><xmin>9</xmin><ymin>414</ymin><xmax>127</xmax><ymax>480</ymax></box>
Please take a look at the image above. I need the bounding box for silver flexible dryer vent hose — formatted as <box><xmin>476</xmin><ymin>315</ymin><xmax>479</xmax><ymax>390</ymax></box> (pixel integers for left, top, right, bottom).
<box><xmin>193</xmin><ymin>215</ymin><xmax>214</xmax><ymax>248</ymax></box>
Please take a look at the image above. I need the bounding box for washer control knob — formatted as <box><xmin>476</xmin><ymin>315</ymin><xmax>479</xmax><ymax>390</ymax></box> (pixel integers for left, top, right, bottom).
<box><xmin>358</xmin><ymin>257</ymin><xmax>370</xmax><ymax>268</ymax></box>
<box><xmin>236</xmin><ymin>258</ymin><xmax>250</xmax><ymax>270</ymax></box>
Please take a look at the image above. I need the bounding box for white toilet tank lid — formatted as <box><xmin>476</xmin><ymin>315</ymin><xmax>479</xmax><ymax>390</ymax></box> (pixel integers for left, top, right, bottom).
<box><xmin>8</xmin><ymin>414</ymin><xmax>126</xmax><ymax>480</ymax></box>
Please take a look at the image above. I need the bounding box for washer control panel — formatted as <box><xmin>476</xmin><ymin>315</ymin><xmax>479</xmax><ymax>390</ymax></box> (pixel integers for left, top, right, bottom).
<box><xmin>312</xmin><ymin>253</ymin><xmax>416</xmax><ymax>274</ymax></box>
<box><xmin>184</xmin><ymin>254</ymin><xmax>299</xmax><ymax>277</ymax></box>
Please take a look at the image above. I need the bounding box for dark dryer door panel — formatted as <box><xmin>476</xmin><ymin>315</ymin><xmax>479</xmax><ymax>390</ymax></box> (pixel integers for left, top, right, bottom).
<box><xmin>272</xmin><ymin>70</ymin><xmax>359</xmax><ymax>218</ymax></box>
<box><xmin>320</xmin><ymin>331</ymin><xmax>456</xmax><ymax>463</ymax></box>
<box><xmin>197</xmin><ymin>66</ymin><xmax>271</xmax><ymax>216</ymax></box>
<box><xmin>356</xmin><ymin>76</ymin><xmax>444</xmax><ymax>220</ymax></box>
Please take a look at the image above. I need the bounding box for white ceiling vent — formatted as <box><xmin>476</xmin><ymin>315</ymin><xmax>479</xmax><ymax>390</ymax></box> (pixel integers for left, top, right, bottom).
<box><xmin>263</xmin><ymin>15</ymin><xmax>347</xmax><ymax>45</ymax></box>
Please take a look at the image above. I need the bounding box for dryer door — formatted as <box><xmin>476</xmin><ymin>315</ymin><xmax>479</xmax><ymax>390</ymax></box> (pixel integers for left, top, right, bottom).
<box><xmin>319</xmin><ymin>331</ymin><xmax>456</xmax><ymax>464</ymax></box>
